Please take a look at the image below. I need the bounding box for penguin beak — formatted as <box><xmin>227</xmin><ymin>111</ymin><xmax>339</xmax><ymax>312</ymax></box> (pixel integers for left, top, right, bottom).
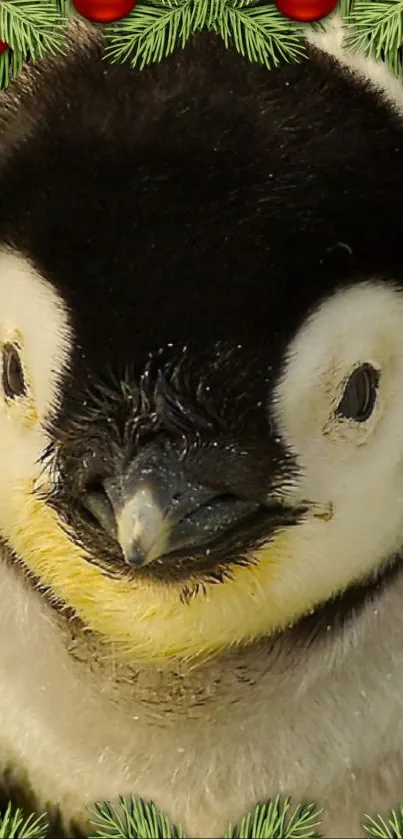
<box><xmin>82</xmin><ymin>440</ymin><xmax>288</xmax><ymax>569</ymax></box>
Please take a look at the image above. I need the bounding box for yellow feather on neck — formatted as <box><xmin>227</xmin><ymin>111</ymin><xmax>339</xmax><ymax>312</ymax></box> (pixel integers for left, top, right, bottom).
<box><xmin>3</xmin><ymin>483</ymin><xmax>328</xmax><ymax>663</ymax></box>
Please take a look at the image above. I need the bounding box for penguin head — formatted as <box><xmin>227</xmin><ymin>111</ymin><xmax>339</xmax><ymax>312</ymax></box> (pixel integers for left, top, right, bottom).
<box><xmin>1</xmin><ymin>32</ymin><xmax>403</xmax><ymax>661</ymax></box>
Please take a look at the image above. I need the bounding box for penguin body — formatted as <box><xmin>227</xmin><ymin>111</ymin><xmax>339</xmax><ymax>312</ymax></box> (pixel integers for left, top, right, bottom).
<box><xmin>0</xmin><ymin>18</ymin><xmax>403</xmax><ymax>837</ymax></box>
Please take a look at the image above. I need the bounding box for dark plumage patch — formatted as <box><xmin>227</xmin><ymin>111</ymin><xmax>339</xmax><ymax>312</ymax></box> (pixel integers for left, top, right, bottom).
<box><xmin>1</xmin><ymin>34</ymin><xmax>403</xmax><ymax>385</ymax></box>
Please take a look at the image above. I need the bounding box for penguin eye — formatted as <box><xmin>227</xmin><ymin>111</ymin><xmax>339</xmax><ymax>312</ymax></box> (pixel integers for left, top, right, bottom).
<box><xmin>2</xmin><ymin>343</ymin><xmax>26</xmax><ymax>400</ymax></box>
<box><xmin>336</xmin><ymin>364</ymin><xmax>379</xmax><ymax>423</ymax></box>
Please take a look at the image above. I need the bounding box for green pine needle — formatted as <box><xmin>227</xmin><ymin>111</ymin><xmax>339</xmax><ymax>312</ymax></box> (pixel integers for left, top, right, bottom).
<box><xmin>104</xmin><ymin>0</ymin><xmax>196</xmax><ymax>69</ymax></box>
<box><xmin>212</xmin><ymin>2</ymin><xmax>306</xmax><ymax>69</ymax></box>
<box><xmin>0</xmin><ymin>44</ymin><xmax>24</xmax><ymax>91</ymax></box>
<box><xmin>342</xmin><ymin>0</ymin><xmax>403</xmax><ymax>77</ymax></box>
<box><xmin>364</xmin><ymin>808</ymin><xmax>403</xmax><ymax>839</ymax></box>
<box><xmin>103</xmin><ymin>0</ymin><xmax>306</xmax><ymax>71</ymax></box>
<box><xmin>88</xmin><ymin>795</ymin><xmax>186</xmax><ymax>838</ymax></box>
<box><xmin>56</xmin><ymin>0</ymin><xmax>76</xmax><ymax>16</ymax></box>
<box><xmin>0</xmin><ymin>0</ymin><xmax>68</xmax><ymax>89</ymax></box>
<box><xmin>0</xmin><ymin>803</ymin><xmax>48</xmax><ymax>839</ymax></box>
<box><xmin>2</xmin><ymin>0</ymin><xmax>403</xmax><ymax>87</ymax></box>
<box><xmin>224</xmin><ymin>797</ymin><xmax>324</xmax><ymax>839</ymax></box>
<box><xmin>338</xmin><ymin>0</ymin><xmax>355</xmax><ymax>16</ymax></box>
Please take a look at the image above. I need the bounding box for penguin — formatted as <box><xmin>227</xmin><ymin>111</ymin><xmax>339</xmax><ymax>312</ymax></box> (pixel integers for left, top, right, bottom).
<box><xmin>0</xmin><ymin>13</ymin><xmax>403</xmax><ymax>838</ymax></box>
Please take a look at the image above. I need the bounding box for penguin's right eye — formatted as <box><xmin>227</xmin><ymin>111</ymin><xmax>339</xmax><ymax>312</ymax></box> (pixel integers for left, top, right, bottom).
<box><xmin>2</xmin><ymin>343</ymin><xmax>27</xmax><ymax>400</ymax></box>
<box><xmin>336</xmin><ymin>364</ymin><xmax>379</xmax><ymax>423</ymax></box>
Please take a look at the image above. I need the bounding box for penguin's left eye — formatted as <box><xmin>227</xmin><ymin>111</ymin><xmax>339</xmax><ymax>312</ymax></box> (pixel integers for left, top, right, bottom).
<box><xmin>336</xmin><ymin>364</ymin><xmax>379</xmax><ymax>423</ymax></box>
<box><xmin>2</xmin><ymin>343</ymin><xmax>26</xmax><ymax>400</ymax></box>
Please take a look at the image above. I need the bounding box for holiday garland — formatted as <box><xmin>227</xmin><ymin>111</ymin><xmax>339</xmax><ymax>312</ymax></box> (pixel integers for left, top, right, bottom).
<box><xmin>1</xmin><ymin>794</ymin><xmax>403</xmax><ymax>838</ymax></box>
<box><xmin>0</xmin><ymin>0</ymin><xmax>403</xmax><ymax>89</ymax></box>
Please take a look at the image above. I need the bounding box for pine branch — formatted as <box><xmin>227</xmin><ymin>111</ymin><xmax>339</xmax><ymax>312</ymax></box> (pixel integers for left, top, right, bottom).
<box><xmin>2</xmin><ymin>0</ymin><xmax>403</xmax><ymax>87</ymax></box>
<box><xmin>88</xmin><ymin>795</ymin><xmax>324</xmax><ymax>839</ymax></box>
<box><xmin>342</xmin><ymin>0</ymin><xmax>403</xmax><ymax>77</ymax></box>
<box><xmin>211</xmin><ymin>1</ymin><xmax>306</xmax><ymax>69</ymax></box>
<box><xmin>364</xmin><ymin>807</ymin><xmax>403</xmax><ymax>839</ymax></box>
<box><xmin>0</xmin><ymin>0</ymin><xmax>68</xmax><ymax>89</ymax></box>
<box><xmin>224</xmin><ymin>797</ymin><xmax>324</xmax><ymax>839</ymax></box>
<box><xmin>0</xmin><ymin>41</ymin><xmax>24</xmax><ymax>91</ymax></box>
<box><xmin>338</xmin><ymin>0</ymin><xmax>355</xmax><ymax>15</ymax></box>
<box><xmin>56</xmin><ymin>0</ymin><xmax>76</xmax><ymax>16</ymax></box>
<box><xmin>0</xmin><ymin>803</ymin><xmax>48</xmax><ymax>839</ymax></box>
<box><xmin>103</xmin><ymin>0</ymin><xmax>197</xmax><ymax>69</ymax></box>
<box><xmin>103</xmin><ymin>0</ymin><xmax>306</xmax><ymax>71</ymax></box>
<box><xmin>88</xmin><ymin>795</ymin><xmax>186</xmax><ymax>839</ymax></box>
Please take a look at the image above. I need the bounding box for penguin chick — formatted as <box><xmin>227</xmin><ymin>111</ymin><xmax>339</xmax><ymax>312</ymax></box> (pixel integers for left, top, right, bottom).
<box><xmin>1</xmin><ymin>17</ymin><xmax>403</xmax><ymax>839</ymax></box>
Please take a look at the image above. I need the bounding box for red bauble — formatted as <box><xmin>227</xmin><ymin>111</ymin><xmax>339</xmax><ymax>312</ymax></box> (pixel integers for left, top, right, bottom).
<box><xmin>72</xmin><ymin>0</ymin><xmax>136</xmax><ymax>23</ymax></box>
<box><xmin>274</xmin><ymin>0</ymin><xmax>338</xmax><ymax>22</ymax></box>
<box><xmin>0</xmin><ymin>40</ymin><xmax>8</xmax><ymax>55</ymax></box>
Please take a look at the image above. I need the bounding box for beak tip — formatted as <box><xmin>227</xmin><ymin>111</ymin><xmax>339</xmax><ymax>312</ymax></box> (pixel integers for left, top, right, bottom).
<box><xmin>123</xmin><ymin>542</ymin><xmax>155</xmax><ymax>569</ymax></box>
<box><xmin>125</xmin><ymin>554</ymin><xmax>145</xmax><ymax>569</ymax></box>
<box><xmin>116</xmin><ymin>488</ymin><xmax>172</xmax><ymax>570</ymax></box>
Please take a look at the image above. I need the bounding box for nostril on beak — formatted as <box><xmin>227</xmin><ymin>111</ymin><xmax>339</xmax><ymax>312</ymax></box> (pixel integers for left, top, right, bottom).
<box><xmin>81</xmin><ymin>482</ymin><xmax>117</xmax><ymax>540</ymax></box>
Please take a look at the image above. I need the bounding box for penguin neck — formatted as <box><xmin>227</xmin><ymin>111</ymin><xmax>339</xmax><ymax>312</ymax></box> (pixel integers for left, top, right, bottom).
<box><xmin>60</xmin><ymin>612</ymin><xmax>281</xmax><ymax>721</ymax></box>
<box><xmin>57</xmin><ymin>552</ymin><xmax>403</xmax><ymax>713</ymax></box>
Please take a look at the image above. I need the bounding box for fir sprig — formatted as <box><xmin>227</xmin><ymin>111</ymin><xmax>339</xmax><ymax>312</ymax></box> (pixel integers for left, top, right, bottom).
<box><xmin>103</xmin><ymin>0</ymin><xmax>196</xmax><ymax>69</ymax></box>
<box><xmin>0</xmin><ymin>803</ymin><xmax>48</xmax><ymax>839</ymax></box>
<box><xmin>342</xmin><ymin>0</ymin><xmax>403</xmax><ymax>78</ymax></box>
<box><xmin>364</xmin><ymin>807</ymin><xmax>403</xmax><ymax>839</ymax></box>
<box><xmin>210</xmin><ymin>1</ymin><xmax>306</xmax><ymax>69</ymax></box>
<box><xmin>223</xmin><ymin>798</ymin><xmax>324</xmax><ymax>839</ymax></box>
<box><xmin>86</xmin><ymin>794</ymin><xmax>323</xmax><ymax>839</ymax></box>
<box><xmin>2</xmin><ymin>1</ymin><xmax>403</xmax><ymax>90</ymax></box>
<box><xmin>0</xmin><ymin>0</ymin><xmax>67</xmax><ymax>89</ymax></box>
<box><xmin>88</xmin><ymin>795</ymin><xmax>186</xmax><ymax>839</ymax></box>
<box><xmin>7</xmin><ymin>795</ymin><xmax>403</xmax><ymax>839</ymax></box>
<box><xmin>103</xmin><ymin>0</ymin><xmax>306</xmax><ymax>71</ymax></box>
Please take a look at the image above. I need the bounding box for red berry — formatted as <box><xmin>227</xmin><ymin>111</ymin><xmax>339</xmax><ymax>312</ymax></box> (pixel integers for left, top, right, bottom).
<box><xmin>0</xmin><ymin>40</ymin><xmax>8</xmax><ymax>55</ymax></box>
<box><xmin>72</xmin><ymin>0</ymin><xmax>136</xmax><ymax>23</ymax></box>
<box><xmin>275</xmin><ymin>0</ymin><xmax>338</xmax><ymax>22</ymax></box>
